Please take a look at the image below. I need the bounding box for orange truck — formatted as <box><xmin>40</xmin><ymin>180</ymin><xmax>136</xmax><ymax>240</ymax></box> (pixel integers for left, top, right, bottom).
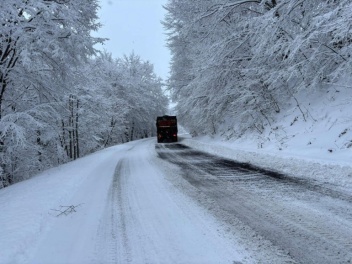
<box><xmin>156</xmin><ymin>115</ymin><xmax>178</xmax><ymax>143</ymax></box>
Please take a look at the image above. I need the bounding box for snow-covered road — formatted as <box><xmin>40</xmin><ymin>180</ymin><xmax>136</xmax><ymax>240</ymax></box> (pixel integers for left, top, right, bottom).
<box><xmin>1</xmin><ymin>137</ymin><xmax>351</xmax><ymax>263</ymax></box>
<box><xmin>92</xmin><ymin>140</ymin><xmax>245</xmax><ymax>263</ymax></box>
<box><xmin>0</xmin><ymin>139</ymin><xmax>250</xmax><ymax>264</ymax></box>
<box><xmin>156</xmin><ymin>141</ymin><xmax>352</xmax><ymax>264</ymax></box>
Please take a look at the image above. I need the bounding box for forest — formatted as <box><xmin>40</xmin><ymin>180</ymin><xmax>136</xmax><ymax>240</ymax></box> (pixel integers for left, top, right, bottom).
<box><xmin>0</xmin><ymin>0</ymin><xmax>167</xmax><ymax>188</ymax></box>
<box><xmin>1</xmin><ymin>0</ymin><xmax>352</xmax><ymax>188</ymax></box>
<box><xmin>164</xmin><ymin>0</ymin><xmax>352</xmax><ymax>137</ymax></box>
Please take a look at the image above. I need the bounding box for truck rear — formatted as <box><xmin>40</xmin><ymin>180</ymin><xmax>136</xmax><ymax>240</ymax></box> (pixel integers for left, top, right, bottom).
<box><xmin>156</xmin><ymin>115</ymin><xmax>178</xmax><ymax>143</ymax></box>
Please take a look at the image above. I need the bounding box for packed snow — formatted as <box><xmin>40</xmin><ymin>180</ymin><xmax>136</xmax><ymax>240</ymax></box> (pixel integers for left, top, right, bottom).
<box><xmin>1</xmin><ymin>139</ymin><xmax>252</xmax><ymax>264</ymax></box>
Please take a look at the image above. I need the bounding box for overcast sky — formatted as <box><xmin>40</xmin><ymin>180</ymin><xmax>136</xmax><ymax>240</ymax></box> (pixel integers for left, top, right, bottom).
<box><xmin>95</xmin><ymin>0</ymin><xmax>171</xmax><ymax>80</ymax></box>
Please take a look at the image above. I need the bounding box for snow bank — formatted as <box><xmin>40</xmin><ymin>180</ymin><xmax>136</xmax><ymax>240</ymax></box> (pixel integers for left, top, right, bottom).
<box><xmin>179</xmin><ymin>80</ymin><xmax>352</xmax><ymax>193</ymax></box>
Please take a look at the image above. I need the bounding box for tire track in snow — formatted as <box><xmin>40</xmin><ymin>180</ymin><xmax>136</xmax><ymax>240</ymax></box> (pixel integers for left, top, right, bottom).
<box><xmin>99</xmin><ymin>139</ymin><xmax>248</xmax><ymax>264</ymax></box>
<box><xmin>93</xmin><ymin>159</ymin><xmax>133</xmax><ymax>264</ymax></box>
<box><xmin>115</xmin><ymin>159</ymin><xmax>133</xmax><ymax>263</ymax></box>
<box><xmin>155</xmin><ymin>143</ymin><xmax>352</xmax><ymax>263</ymax></box>
<box><xmin>93</xmin><ymin>163</ymin><xmax>118</xmax><ymax>264</ymax></box>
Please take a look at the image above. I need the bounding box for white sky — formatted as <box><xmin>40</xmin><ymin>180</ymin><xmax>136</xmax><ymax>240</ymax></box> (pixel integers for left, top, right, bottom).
<box><xmin>95</xmin><ymin>0</ymin><xmax>171</xmax><ymax>80</ymax></box>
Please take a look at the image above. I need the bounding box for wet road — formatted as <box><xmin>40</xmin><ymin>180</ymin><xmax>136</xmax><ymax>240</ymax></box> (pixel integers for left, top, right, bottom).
<box><xmin>156</xmin><ymin>143</ymin><xmax>352</xmax><ymax>264</ymax></box>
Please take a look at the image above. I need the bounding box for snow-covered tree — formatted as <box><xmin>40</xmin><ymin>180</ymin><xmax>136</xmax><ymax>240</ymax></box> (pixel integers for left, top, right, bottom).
<box><xmin>0</xmin><ymin>1</ymin><xmax>169</xmax><ymax>189</ymax></box>
<box><xmin>164</xmin><ymin>0</ymin><xmax>352</xmax><ymax>137</ymax></box>
<box><xmin>117</xmin><ymin>53</ymin><xmax>168</xmax><ymax>142</ymax></box>
<box><xmin>0</xmin><ymin>0</ymin><xmax>103</xmax><ymax>186</ymax></box>
<box><xmin>70</xmin><ymin>52</ymin><xmax>167</xmax><ymax>151</ymax></box>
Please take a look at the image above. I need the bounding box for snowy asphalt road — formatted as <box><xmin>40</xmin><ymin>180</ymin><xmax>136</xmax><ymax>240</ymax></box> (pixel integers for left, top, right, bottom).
<box><xmin>155</xmin><ymin>142</ymin><xmax>352</xmax><ymax>263</ymax></box>
<box><xmin>2</xmin><ymin>138</ymin><xmax>352</xmax><ymax>263</ymax></box>
<box><xmin>93</xmin><ymin>141</ymin><xmax>245</xmax><ymax>264</ymax></box>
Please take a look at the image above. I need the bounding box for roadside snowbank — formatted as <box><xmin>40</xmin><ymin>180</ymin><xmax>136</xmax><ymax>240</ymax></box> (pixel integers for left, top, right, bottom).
<box><xmin>177</xmin><ymin>79</ymin><xmax>352</xmax><ymax>194</ymax></box>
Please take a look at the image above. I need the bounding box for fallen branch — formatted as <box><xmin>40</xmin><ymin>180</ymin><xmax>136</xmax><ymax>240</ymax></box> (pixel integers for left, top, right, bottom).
<box><xmin>50</xmin><ymin>204</ymin><xmax>83</xmax><ymax>217</ymax></box>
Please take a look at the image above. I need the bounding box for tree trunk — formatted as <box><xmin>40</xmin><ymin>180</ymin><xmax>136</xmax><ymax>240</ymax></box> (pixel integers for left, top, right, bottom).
<box><xmin>75</xmin><ymin>98</ymin><xmax>79</xmax><ymax>159</ymax></box>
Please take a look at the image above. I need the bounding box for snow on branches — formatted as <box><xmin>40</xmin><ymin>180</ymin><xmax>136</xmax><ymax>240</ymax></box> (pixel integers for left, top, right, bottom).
<box><xmin>0</xmin><ymin>1</ymin><xmax>167</xmax><ymax>188</ymax></box>
<box><xmin>164</xmin><ymin>0</ymin><xmax>352</xmax><ymax>137</ymax></box>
